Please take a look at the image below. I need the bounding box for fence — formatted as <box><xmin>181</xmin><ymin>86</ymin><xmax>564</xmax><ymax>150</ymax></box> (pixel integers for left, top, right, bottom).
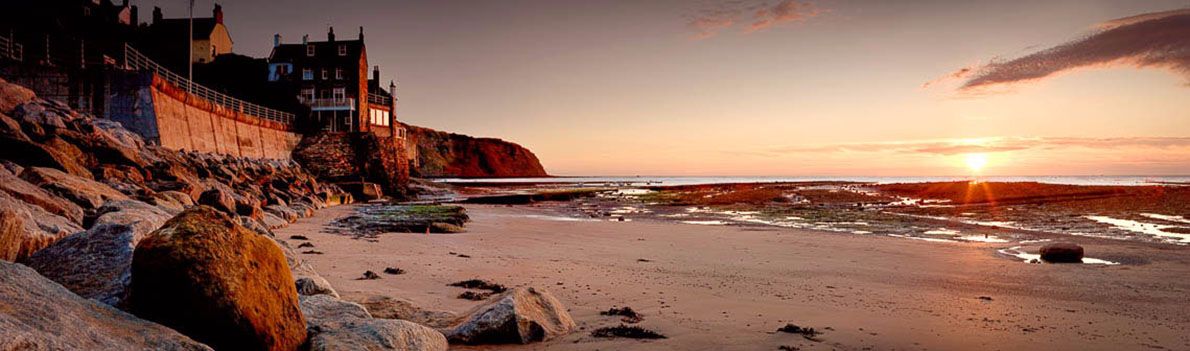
<box><xmin>0</xmin><ymin>34</ymin><xmax>22</xmax><ymax>62</ymax></box>
<box><xmin>123</xmin><ymin>44</ymin><xmax>293</xmax><ymax>125</ymax></box>
<box><xmin>367</xmin><ymin>92</ymin><xmax>390</xmax><ymax>106</ymax></box>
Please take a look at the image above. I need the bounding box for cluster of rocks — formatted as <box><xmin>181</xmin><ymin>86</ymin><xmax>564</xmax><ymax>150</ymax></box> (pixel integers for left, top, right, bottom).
<box><xmin>0</xmin><ymin>77</ymin><xmax>579</xmax><ymax>350</ymax></box>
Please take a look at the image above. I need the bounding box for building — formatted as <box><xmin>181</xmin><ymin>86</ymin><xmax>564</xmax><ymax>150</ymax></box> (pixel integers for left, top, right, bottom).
<box><xmin>268</xmin><ymin>26</ymin><xmax>398</xmax><ymax>136</ymax></box>
<box><xmin>142</xmin><ymin>3</ymin><xmax>233</xmax><ymax>70</ymax></box>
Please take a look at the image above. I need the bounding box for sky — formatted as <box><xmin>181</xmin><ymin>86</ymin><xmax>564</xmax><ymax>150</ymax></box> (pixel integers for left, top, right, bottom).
<box><xmin>143</xmin><ymin>0</ymin><xmax>1190</xmax><ymax>176</ymax></box>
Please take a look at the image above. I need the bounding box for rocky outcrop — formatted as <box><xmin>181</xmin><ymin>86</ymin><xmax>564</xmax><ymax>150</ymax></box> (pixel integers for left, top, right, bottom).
<box><xmin>441</xmin><ymin>287</ymin><xmax>576</xmax><ymax>344</ymax></box>
<box><xmin>0</xmin><ymin>260</ymin><xmax>212</xmax><ymax>350</ymax></box>
<box><xmin>401</xmin><ymin>123</ymin><xmax>547</xmax><ymax>178</ymax></box>
<box><xmin>129</xmin><ymin>206</ymin><xmax>308</xmax><ymax>351</ymax></box>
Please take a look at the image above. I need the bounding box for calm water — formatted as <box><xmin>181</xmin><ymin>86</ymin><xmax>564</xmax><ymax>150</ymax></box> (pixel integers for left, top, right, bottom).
<box><xmin>435</xmin><ymin>175</ymin><xmax>1190</xmax><ymax>187</ymax></box>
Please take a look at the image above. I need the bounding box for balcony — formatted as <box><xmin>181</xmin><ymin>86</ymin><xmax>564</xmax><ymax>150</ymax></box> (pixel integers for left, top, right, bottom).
<box><xmin>367</xmin><ymin>93</ymin><xmax>391</xmax><ymax>107</ymax></box>
<box><xmin>299</xmin><ymin>97</ymin><xmax>356</xmax><ymax>111</ymax></box>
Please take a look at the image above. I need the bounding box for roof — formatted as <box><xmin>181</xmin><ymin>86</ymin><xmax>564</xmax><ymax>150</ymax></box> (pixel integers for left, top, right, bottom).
<box><xmin>148</xmin><ymin>18</ymin><xmax>224</xmax><ymax>41</ymax></box>
<box><xmin>269</xmin><ymin>39</ymin><xmax>366</xmax><ymax>63</ymax></box>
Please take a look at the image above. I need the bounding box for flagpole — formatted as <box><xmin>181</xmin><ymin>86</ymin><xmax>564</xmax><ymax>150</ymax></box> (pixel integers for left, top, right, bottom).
<box><xmin>188</xmin><ymin>0</ymin><xmax>194</xmax><ymax>93</ymax></box>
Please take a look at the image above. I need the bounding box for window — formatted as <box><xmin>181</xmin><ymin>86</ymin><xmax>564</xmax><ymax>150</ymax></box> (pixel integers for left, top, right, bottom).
<box><xmin>332</xmin><ymin>87</ymin><xmax>346</xmax><ymax>101</ymax></box>
<box><xmin>300</xmin><ymin>88</ymin><xmax>314</xmax><ymax>102</ymax></box>
<box><xmin>338</xmin><ymin>44</ymin><xmax>347</xmax><ymax>56</ymax></box>
<box><xmin>306</xmin><ymin>45</ymin><xmax>315</xmax><ymax>56</ymax></box>
<box><xmin>335</xmin><ymin>68</ymin><xmax>343</xmax><ymax>80</ymax></box>
<box><xmin>321</xmin><ymin>69</ymin><xmax>328</xmax><ymax>80</ymax></box>
<box><xmin>302</xmin><ymin>68</ymin><xmax>313</xmax><ymax>80</ymax></box>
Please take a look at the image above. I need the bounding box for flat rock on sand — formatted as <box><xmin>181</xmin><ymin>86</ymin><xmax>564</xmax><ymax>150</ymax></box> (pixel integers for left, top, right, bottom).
<box><xmin>345</xmin><ymin>294</ymin><xmax>457</xmax><ymax>328</ymax></box>
<box><xmin>0</xmin><ymin>260</ymin><xmax>211</xmax><ymax>350</ymax></box>
<box><xmin>302</xmin><ymin>294</ymin><xmax>449</xmax><ymax>351</ymax></box>
<box><xmin>129</xmin><ymin>206</ymin><xmax>307</xmax><ymax>351</ymax></box>
<box><xmin>442</xmin><ymin>287</ymin><xmax>577</xmax><ymax>344</ymax></box>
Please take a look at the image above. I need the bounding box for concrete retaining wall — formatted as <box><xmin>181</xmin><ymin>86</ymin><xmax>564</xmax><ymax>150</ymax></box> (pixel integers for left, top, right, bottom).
<box><xmin>108</xmin><ymin>72</ymin><xmax>301</xmax><ymax>160</ymax></box>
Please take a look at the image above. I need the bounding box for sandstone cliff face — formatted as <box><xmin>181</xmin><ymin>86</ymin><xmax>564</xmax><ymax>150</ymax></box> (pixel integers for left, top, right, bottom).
<box><xmin>401</xmin><ymin>123</ymin><xmax>547</xmax><ymax>178</ymax></box>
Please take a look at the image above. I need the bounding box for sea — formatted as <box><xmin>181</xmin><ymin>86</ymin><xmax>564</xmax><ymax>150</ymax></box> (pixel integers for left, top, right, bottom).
<box><xmin>434</xmin><ymin>175</ymin><xmax>1190</xmax><ymax>187</ymax></box>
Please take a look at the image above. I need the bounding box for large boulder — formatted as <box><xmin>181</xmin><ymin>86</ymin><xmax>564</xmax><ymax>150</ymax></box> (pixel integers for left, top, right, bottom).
<box><xmin>0</xmin><ymin>260</ymin><xmax>212</xmax><ymax>350</ymax></box>
<box><xmin>197</xmin><ymin>188</ymin><xmax>236</xmax><ymax>215</ymax></box>
<box><xmin>0</xmin><ymin>78</ymin><xmax>37</xmax><ymax>114</ymax></box>
<box><xmin>0</xmin><ymin>210</ymin><xmax>24</xmax><ymax>262</ymax></box>
<box><xmin>0</xmin><ymin>191</ymin><xmax>81</xmax><ymax>261</ymax></box>
<box><xmin>128</xmin><ymin>206</ymin><xmax>307</xmax><ymax>351</ymax></box>
<box><xmin>93</xmin><ymin>199</ymin><xmax>173</xmax><ymax>234</ymax></box>
<box><xmin>23</xmin><ymin>200</ymin><xmax>171</xmax><ymax>306</ymax></box>
<box><xmin>20</xmin><ymin>166</ymin><xmax>130</xmax><ymax>210</ymax></box>
<box><xmin>308</xmin><ymin>319</ymin><xmax>449</xmax><ymax>351</ymax></box>
<box><xmin>346</xmin><ymin>294</ymin><xmax>457</xmax><ymax>328</ymax></box>
<box><xmin>23</xmin><ymin>224</ymin><xmax>144</xmax><ymax>306</ymax></box>
<box><xmin>0</xmin><ymin>166</ymin><xmax>84</xmax><ymax>224</ymax></box>
<box><xmin>1039</xmin><ymin>242</ymin><xmax>1085</xmax><ymax>263</ymax></box>
<box><xmin>441</xmin><ymin>287</ymin><xmax>576</xmax><ymax>344</ymax></box>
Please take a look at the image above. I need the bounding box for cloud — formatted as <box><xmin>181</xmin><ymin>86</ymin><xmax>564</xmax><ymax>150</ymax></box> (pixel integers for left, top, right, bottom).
<box><xmin>949</xmin><ymin>8</ymin><xmax>1190</xmax><ymax>92</ymax></box>
<box><xmin>752</xmin><ymin>137</ymin><xmax>1190</xmax><ymax>157</ymax></box>
<box><xmin>686</xmin><ymin>0</ymin><xmax>821</xmax><ymax>39</ymax></box>
<box><xmin>746</xmin><ymin>0</ymin><xmax>821</xmax><ymax>33</ymax></box>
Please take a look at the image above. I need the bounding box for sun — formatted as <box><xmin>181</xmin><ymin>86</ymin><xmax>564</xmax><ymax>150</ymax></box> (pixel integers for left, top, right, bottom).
<box><xmin>965</xmin><ymin>153</ymin><xmax>989</xmax><ymax>173</ymax></box>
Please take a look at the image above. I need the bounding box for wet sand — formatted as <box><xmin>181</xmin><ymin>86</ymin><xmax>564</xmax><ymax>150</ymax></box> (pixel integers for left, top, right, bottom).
<box><xmin>278</xmin><ymin>203</ymin><xmax>1190</xmax><ymax>350</ymax></box>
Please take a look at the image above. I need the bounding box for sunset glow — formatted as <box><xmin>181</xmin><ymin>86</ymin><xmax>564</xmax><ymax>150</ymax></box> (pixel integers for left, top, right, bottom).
<box><xmin>965</xmin><ymin>153</ymin><xmax>989</xmax><ymax>173</ymax></box>
<box><xmin>135</xmin><ymin>0</ymin><xmax>1190</xmax><ymax>177</ymax></box>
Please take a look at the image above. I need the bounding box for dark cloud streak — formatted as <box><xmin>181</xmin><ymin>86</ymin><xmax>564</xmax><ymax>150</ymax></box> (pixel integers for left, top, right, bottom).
<box><xmin>954</xmin><ymin>9</ymin><xmax>1190</xmax><ymax>92</ymax></box>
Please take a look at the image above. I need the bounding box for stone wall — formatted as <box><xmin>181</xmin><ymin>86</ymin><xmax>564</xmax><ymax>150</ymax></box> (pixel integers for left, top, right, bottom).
<box><xmin>292</xmin><ymin>132</ymin><xmax>410</xmax><ymax>198</ymax></box>
<box><xmin>107</xmin><ymin>72</ymin><xmax>301</xmax><ymax>160</ymax></box>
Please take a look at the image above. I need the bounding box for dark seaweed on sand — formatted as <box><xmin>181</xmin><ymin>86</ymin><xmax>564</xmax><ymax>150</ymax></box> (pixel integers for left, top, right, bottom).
<box><xmin>777</xmin><ymin>324</ymin><xmax>821</xmax><ymax>341</ymax></box>
<box><xmin>457</xmin><ymin>291</ymin><xmax>492</xmax><ymax>300</ymax></box>
<box><xmin>590</xmin><ymin>325</ymin><xmax>667</xmax><ymax>339</ymax></box>
<box><xmin>383</xmin><ymin>267</ymin><xmax>405</xmax><ymax>275</ymax></box>
<box><xmin>448</xmin><ymin>279</ymin><xmax>508</xmax><ymax>293</ymax></box>
<box><xmin>600</xmin><ymin>306</ymin><xmax>643</xmax><ymax>323</ymax></box>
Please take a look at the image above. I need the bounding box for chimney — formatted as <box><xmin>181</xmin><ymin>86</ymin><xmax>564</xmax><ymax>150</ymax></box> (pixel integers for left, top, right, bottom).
<box><xmin>213</xmin><ymin>4</ymin><xmax>224</xmax><ymax>25</ymax></box>
<box><xmin>274</xmin><ymin>34</ymin><xmax>281</xmax><ymax>47</ymax></box>
<box><xmin>327</xmin><ymin>26</ymin><xmax>335</xmax><ymax>42</ymax></box>
<box><xmin>130</xmin><ymin>5</ymin><xmax>139</xmax><ymax>26</ymax></box>
<box><xmin>302</xmin><ymin>34</ymin><xmax>309</xmax><ymax>44</ymax></box>
<box><xmin>152</xmin><ymin>6</ymin><xmax>162</xmax><ymax>24</ymax></box>
<box><xmin>372</xmin><ymin>66</ymin><xmax>379</xmax><ymax>83</ymax></box>
<box><xmin>359</xmin><ymin>26</ymin><xmax>365</xmax><ymax>41</ymax></box>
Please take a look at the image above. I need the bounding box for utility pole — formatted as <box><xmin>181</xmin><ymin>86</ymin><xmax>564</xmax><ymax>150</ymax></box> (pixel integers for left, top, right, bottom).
<box><xmin>188</xmin><ymin>0</ymin><xmax>194</xmax><ymax>93</ymax></box>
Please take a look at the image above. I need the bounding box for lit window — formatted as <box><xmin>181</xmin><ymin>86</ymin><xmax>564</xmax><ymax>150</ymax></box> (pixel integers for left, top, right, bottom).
<box><xmin>306</xmin><ymin>45</ymin><xmax>315</xmax><ymax>56</ymax></box>
<box><xmin>335</xmin><ymin>68</ymin><xmax>343</xmax><ymax>80</ymax></box>
<box><xmin>338</xmin><ymin>44</ymin><xmax>347</xmax><ymax>56</ymax></box>
<box><xmin>302</xmin><ymin>68</ymin><xmax>313</xmax><ymax>80</ymax></box>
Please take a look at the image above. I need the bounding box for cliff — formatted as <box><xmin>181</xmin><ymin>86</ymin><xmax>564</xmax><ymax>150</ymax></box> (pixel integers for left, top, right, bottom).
<box><xmin>401</xmin><ymin>123</ymin><xmax>547</xmax><ymax>178</ymax></box>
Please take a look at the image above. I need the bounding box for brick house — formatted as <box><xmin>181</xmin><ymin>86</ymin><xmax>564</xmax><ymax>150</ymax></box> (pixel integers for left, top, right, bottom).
<box><xmin>267</xmin><ymin>27</ymin><xmax>398</xmax><ymax>136</ymax></box>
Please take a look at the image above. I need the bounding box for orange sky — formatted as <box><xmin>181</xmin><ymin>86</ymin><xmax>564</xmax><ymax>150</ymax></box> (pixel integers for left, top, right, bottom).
<box><xmin>153</xmin><ymin>0</ymin><xmax>1190</xmax><ymax>176</ymax></box>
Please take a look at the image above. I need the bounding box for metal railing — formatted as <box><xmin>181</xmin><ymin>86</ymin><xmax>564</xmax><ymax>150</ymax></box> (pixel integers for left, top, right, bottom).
<box><xmin>123</xmin><ymin>44</ymin><xmax>293</xmax><ymax>125</ymax></box>
<box><xmin>366</xmin><ymin>92</ymin><xmax>390</xmax><ymax>106</ymax></box>
<box><xmin>298</xmin><ymin>97</ymin><xmax>356</xmax><ymax>110</ymax></box>
<box><xmin>0</xmin><ymin>34</ymin><xmax>23</xmax><ymax>62</ymax></box>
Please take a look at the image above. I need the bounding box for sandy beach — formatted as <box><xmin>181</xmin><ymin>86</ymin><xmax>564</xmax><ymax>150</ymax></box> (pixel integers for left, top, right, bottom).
<box><xmin>279</xmin><ymin>203</ymin><xmax>1190</xmax><ymax>351</ymax></box>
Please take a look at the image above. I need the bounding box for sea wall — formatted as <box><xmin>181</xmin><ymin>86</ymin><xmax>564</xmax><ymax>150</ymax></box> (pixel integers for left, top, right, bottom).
<box><xmin>107</xmin><ymin>72</ymin><xmax>301</xmax><ymax>160</ymax></box>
